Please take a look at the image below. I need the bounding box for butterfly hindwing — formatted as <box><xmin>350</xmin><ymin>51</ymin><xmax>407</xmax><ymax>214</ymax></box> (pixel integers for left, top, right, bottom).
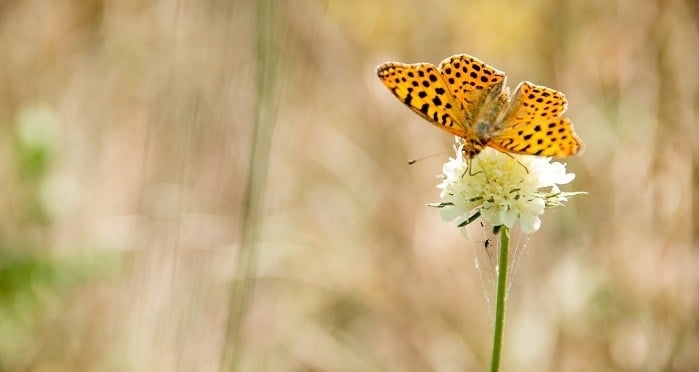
<box><xmin>438</xmin><ymin>54</ymin><xmax>507</xmax><ymax>125</ymax></box>
<box><xmin>488</xmin><ymin>81</ymin><xmax>584</xmax><ymax>157</ymax></box>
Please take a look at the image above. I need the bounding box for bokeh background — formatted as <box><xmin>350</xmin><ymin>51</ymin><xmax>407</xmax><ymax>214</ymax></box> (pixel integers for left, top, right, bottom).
<box><xmin>1</xmin><ymin>0</ymin><xmax>697</xmax><ymax>371</ymax></box>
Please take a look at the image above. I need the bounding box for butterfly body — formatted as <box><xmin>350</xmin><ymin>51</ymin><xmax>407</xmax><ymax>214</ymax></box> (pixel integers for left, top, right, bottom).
<box><xmin>376</xmin><ymin>54</ymin><xmax>583</xmax><ymax>158</ymax></box>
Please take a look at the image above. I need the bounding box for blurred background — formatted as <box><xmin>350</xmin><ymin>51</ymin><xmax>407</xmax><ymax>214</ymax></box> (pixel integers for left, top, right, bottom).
<box><xmin>0</xmin><ymin>0</ymin><xmax>697</xmax><ymax>371</ymax></box>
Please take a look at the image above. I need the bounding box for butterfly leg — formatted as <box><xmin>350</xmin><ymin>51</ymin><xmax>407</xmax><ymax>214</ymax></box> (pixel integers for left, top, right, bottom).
<box><xmin>465</xmin><ymin>159</ymin><xmax>487</xmax><ymax>177</ymax></box>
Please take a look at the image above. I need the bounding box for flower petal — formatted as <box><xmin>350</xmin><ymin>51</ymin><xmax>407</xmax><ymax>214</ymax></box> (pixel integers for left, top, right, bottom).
<box><xmin>520</xmin><ymin>212</ymin><xmax>542</xmax><ymax>234</ymax></box>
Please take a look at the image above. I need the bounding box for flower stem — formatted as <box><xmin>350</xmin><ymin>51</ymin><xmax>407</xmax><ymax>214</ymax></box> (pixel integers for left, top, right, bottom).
<box><xmin>490</xmin><ymin>226</ymin><xmax>510</xmax><ymax>372</ymax></box>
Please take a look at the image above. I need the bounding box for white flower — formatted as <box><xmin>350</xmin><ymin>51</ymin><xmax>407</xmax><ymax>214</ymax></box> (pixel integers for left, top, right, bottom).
<box><xmin>433</xmin><ymin>140</ymin><xmax>584</xmax><ymax>234</ymax></box>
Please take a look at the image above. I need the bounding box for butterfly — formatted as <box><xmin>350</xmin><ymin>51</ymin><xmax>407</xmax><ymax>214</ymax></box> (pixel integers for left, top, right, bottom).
<box><xmin>376</xmin><ymin>54</ymin><xmax>583</xmax><ymax>158</ymax></box>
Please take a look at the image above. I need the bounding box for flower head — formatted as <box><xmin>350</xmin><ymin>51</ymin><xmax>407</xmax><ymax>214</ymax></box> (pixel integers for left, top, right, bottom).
<box><xmin>433</xmin><ymin>140</ymin><xmax>583</xmax><ymax>234</ymax></box>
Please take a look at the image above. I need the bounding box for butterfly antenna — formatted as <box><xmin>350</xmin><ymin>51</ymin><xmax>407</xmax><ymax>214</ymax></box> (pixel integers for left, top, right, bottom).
<box><xmin>407</xmin><ymin>151</ymin><xmax>450</xmax><ymax>165</ymax></box>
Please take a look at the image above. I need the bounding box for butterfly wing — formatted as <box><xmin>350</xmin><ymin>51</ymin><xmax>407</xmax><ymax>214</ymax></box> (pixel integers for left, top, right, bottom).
<box><xmin>376</xmin><ymin>62</ymin><xmax>470</xmax><ymax>138</ymax></box>
<box><xmin>488</xmin><ymin>81</ymin><xmax>584</xmax><ymax>157</ymax></box>
<box><xmin>438</xmin><ymin>54</ymin><xmax>507</xmax><ymax>124</ymax></box>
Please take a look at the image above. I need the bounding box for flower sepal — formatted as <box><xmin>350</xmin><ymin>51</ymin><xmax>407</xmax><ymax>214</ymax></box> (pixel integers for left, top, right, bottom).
<box><xmin>426</xmin><ymin>202</ymin><xmax>454</xmax><ymax>208</ymax></box>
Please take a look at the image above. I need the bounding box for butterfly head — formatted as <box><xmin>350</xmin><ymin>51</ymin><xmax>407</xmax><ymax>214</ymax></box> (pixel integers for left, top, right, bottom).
<box><xmin>462</xmin><ymin>138</ymin><xmax>486</xmax><ymax>159</ymax></box>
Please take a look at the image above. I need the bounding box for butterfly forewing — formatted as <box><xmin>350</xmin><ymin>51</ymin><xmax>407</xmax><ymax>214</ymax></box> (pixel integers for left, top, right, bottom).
<box><xmin>376</xmin><ymin>62</ymin><xmax>470</xmax><ymax>138</ymax></box>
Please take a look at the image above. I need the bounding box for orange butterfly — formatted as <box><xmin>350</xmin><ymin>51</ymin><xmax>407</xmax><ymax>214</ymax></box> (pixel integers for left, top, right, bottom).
<box><xmin>377</xmin><ymin>54</ymin><xmax>583</xmax><ymax>158</ymax></box>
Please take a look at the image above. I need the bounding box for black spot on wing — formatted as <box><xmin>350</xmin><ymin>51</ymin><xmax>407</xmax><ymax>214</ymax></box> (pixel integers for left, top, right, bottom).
<box><xmin>420</xmin><ymin>103</ymin><xmax>429</xmax><ymax>115</ymax></box>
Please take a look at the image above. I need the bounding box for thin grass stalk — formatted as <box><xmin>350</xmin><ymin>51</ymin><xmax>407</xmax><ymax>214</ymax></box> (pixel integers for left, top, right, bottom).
<box><xmin>221</xmin><ymin>0</ymin><xmax>277</xmax><ymax>370</ymax></box>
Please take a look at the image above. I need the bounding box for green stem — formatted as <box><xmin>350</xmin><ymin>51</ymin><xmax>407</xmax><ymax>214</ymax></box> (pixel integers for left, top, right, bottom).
<box><xmin>490</xmin><ymin>226</ymin><xmax>510</xmax><ymax>372</ymax></box>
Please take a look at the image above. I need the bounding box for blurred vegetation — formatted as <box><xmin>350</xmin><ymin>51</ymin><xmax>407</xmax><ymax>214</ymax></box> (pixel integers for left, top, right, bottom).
<box><xmin>0</xmin><ymin>0</ymin><xmax>697</xmax><ymax>371</ymax></box>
